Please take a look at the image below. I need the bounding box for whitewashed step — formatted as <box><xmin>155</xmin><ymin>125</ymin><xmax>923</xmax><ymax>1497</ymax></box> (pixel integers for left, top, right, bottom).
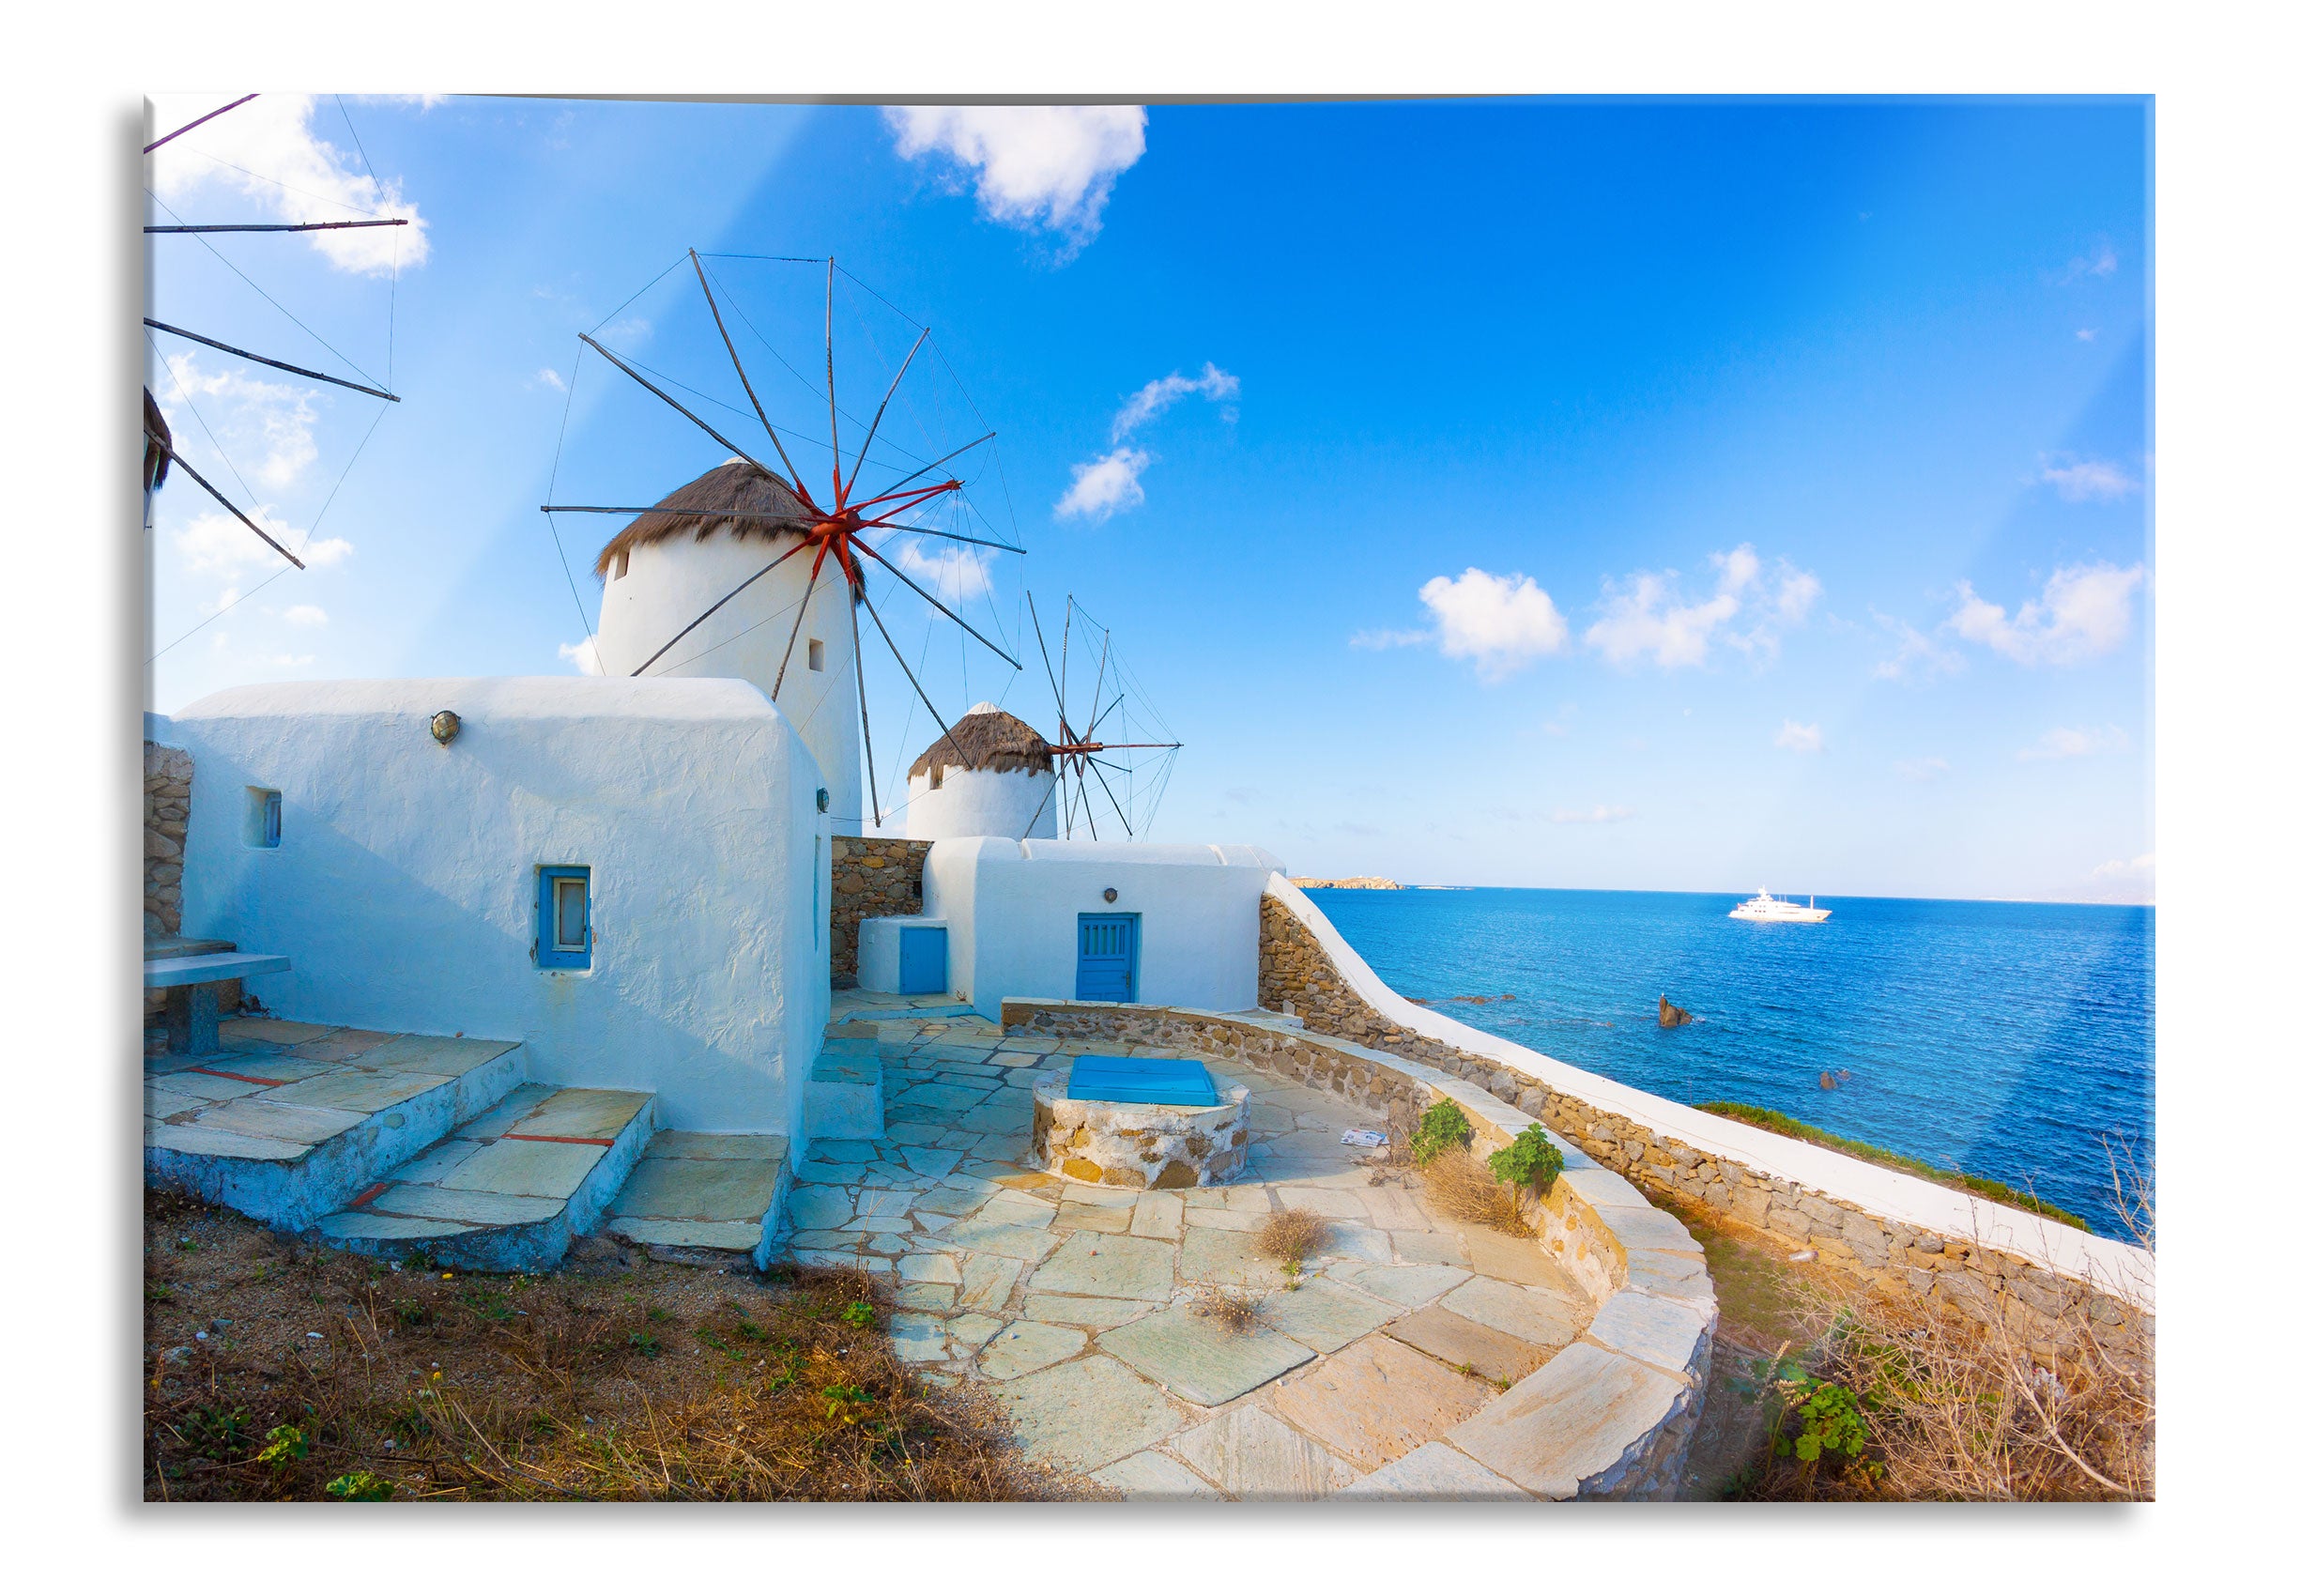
<box><xmin>310</xmin><ymin>1084</ymin><xmax>655</xmax><ymax>1272</ymax></box>
<box><xmin>145</xmin><ymin>1020</ymin><xmax>526</xmax><ymax>1231</ymax></box>
<box><xmin>600</xmin><ymin>1131</ymin><xmax>790</xmax><ymax>1268</ymax></box>
<box><xmin>805</xmin><ymin>1023</ymin><xmax>884</xmax><ymax>1139</ymax></box>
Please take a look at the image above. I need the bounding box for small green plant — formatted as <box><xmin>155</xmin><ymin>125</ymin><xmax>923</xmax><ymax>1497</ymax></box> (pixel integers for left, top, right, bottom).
<box><xmin>324</xmin><ymin>1469</ymin><xmax>393</xmax><ymax>1501</ymax></box>
<box><xmin>460</xmin><ymin>1288</ymin><xmax>514</xmax><ymax>1323</ymax></box>
<box><xmin>696</xmin><ymin>1327</ymin><xmax>731</xmax><ymax>1354</ymax></box>
<box><xmin>840</xmin><ymin>1300</ymin><xmax>877</xmax><ymax>1329</ymax></box>
<box><xmin>182</xmin><ymin>1405</ymin><xmax>252</xmax><ymax>1456</ymax></box>
<box><xmin>255</xmin><ymin>1423</ymin><xmax>309</xmax><ymax>1472</ymax></box>
<box><xmin>821</xmin><ymin>1383</ymin><xmax>875</xmax><ymax>1423</ymax></box>
<box><xmin>1781</xmin><ymin>1377</ymin><xmax>1875</xmax><ymax>1473</ymax></box>
<box><xmin>146</xmin><ymin>1281</ymin><xmax>175</xmax><ymax>1302</ymax></box>
<box><xmin>1488</xmin><ymin>1126</ymin><xmax>1565</xmax><ymax>1197</ymax></box>
<box><xmin>1409</xmin><ymin>1099</ymin><xmax>1474</xmax><ymax>1166</ymax></box>
<box><xmin>628</xmin><ymin>1330</ymin><xmax>663</xmax><ymax>1358</ymax></box>
<box><xmin>393</xmin><ymin>1298</ymin><xmax>428</xmax><ymax>1327</ymax></box>
<box><xmin>647</xmin><ymin>1305</ymin><xmax>673</xmax><ymax>1324</ymax></box>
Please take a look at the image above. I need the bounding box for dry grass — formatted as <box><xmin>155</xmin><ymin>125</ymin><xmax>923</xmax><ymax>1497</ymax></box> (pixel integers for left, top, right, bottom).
<box><xmin>1731</xmin><ymin>1142</ymin><xmax>2154</xmax><ymax>1501</ymax></box>
<box><xmin>1418</xmin><ymin>1145</ymin><xmax>1529</xmax><ymax>1235</ymax></box>
<box><xmin>1189</xmin><ymin>1287</ymin><xmax>1268</xmax><ymax>1334</ymax></box>
<box><xmin>144</xmin><ymin>1191</ymin><xmax>1071</xmax><ymax>1502</ymax></box>
<box><xmin>1254</xmin><ymin>1209</ymin><xmax>1333</xmax><ymax>1273</ymax></box>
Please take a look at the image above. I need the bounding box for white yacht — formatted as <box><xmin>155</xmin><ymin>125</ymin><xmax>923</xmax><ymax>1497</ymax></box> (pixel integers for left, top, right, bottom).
<box><xmin>1729</xmin><ymin>888</ymin><xmax>1831</xmax><ymax>923</ymax></box>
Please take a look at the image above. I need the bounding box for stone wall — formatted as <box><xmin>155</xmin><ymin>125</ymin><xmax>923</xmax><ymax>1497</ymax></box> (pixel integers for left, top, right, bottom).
<box><xmin>146</xmin><ymin>740</ymin><xmax>192</xmax><ymax>937</ymax></box>
<box><xmin>828</xmin><ymin>836</ymin><xmax>932</xmax><ymax>984</ymax></box>
<box><xmin>1002</xmin><ymin>998</ymin><xmax>1716</xmax><ymax>1501</ymax></box>
<box><xmin>1261</xmin><ymin>892</ymin><xmax>2152</xmax><ymax>1353</ymax></box>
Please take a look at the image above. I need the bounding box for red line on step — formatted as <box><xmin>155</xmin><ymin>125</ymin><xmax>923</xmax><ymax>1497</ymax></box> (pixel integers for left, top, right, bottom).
<box><xmin>500</xmin><ymin>1132</ymin><xmax>616</xmax><ymax>1146</ymax></box>
<box><xmin>189</xmin><ymin>1067</ymin><xmax>288</xmax><ymax>1087</ymax></box>
<box><xmin>347</xmin><ymin>1182</ymin><xmax>391</xmax><ymax>1208</ymax></box>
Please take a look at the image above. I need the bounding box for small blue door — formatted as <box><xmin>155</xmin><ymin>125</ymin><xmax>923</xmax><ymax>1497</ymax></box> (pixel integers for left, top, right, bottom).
<box><xmin>897</xmin><ymin>925</ymin><xmax>947</xmax><ymax>995</ymax></box>
<box><xmin>1076</xmin><ymin>913</ymin><xmax>1139</xmax><ymax>1002</ymax></box>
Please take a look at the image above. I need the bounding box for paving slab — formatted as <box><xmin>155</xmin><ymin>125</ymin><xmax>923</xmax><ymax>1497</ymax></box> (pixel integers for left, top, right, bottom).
<box><xmin>1097</xmin><ymin>1307</ymin><xmax>1315</xmax><ymax>1405</ymax></box>
<box><xmin>1179</xmin><ymin>1206</ymin><xmax>1262</xmax><ymax>1233</ymax></box>
<box><xmin>363</xmin><ymin>1183</ymin><xmax>564</xmax><ymax>1226</ymax></box>
<box><xmin>257</xmin><ymin>1069</ymin><xmax>448</xmax><ymax>1114</ymax></box>
<box><xmin>1256</xmin><ymin>1277</ymin><xmax>1398</xmax><ymax>1354</ymax></box>
<box><xmin>1339</xmin><ymin>1262</ymin><xmax>1473</xmax><ymax>1309</ymax></box>
<box><xmin>345</xmin><ymin>1035</ymin><xmax>518</xmax><ymax>1075</ymax></box>
<box><xmin>958</xmin><ymin>1253</ymin><xmax>1027</xmax><ymax>1312</ymax></box>
<box><xmin>936</xmin><ymin>1220</ymin><xmax>1065</xmax><ymax>1263</ymax></box>
<box><xmin>1266</xmin><ymin>1333</ymin><xmax>1491</xmax><ymax>1471</ymax></box>
<box><xmin>897</xmin><ymin>1252</ymin><xmax>963</xmax><ymax>1285</ymax></box>
<box><xmin>895</xmin><ymin>1282</ymin><xmax>958</xmax><ymax>1312</ymax></box>
<box><xmin>975</xmin><ymin>1319</ymin><xmax>1088</xmax><ymax>1380</ymax></box>
<box><xmin>1385</xmin><ymin>1305</ymin><xmax>1546</xmax><ymax>1385</ymax></box>
<box><xmin>1461</xmin><ymin>1226</ymin><xmax>1583</xmax><ymax>1292</ymax></box>
<box><xmin>1440</xmin><ymin>1277</ymin><xmax>1583</xmax><ymax>1348</ymax></box>
<box><xmin>945</xmin><ymin>1312</ymin><xmax>1004</xmax><ymax>1351</ymax></box>
<box><xmin>1390</xmin><ymin>1228</ymin><xmax>1471</xmax><ymax>1267</ymax></box>
<box><xmin>1272</xmin><ymin>1186</ymin><xmax>1370</xmax><ymax>1220</ymax></box>
<box><xmin>1054</xmin><ymin>1201</ymin><xmax>1135</xmax><ymax>1235</ymax></box>
<box><xmin>146</xmin><ymin>1121</ymin><xmax>310</xmax><ymax>1161</ymax></box>
<box><xmin>1445</xmin><ymin>1342</ymin><xmax>1687</xmax><ymax>1498</ymax></box>
<box><xmin>437</xmin><ymin>1137</ymin><xmax>601</xmax><ymax>1202</ymax></box>
<box><xmin>1584</xmin><ymin>1289</ymin><xmax>1712</xmax><ymax>1377</ymax></box>
<box><xmin>1336</xmin><ymin>1441</ymin><xmax>1533</xmax><ymax>1500</ymax></box>
<box><xmin>1021</xmin><ymin>1293</ymin><xmax>1155</xmax><ymax>1330</ymax></box>
<box><xmin>504</xmin><ymin>1087</ymin><xmax>652</xmax><ymax>1143</ymax></box>
<box><xmin>1130</xmin><ymin>1190</ymin><xmax>1185</xmax><ymax>1240</ymax></box>
<box><xmin>1177</xmin><ymin>1226</ymin><xmax>1290</xmax><ymax>1290</ymax></box>
<box><xmin>614</xmin><ymin>1219</ymin><xmax>760</xmax><ymax>1250</ymax></box>
<box><xmin>1029</xmin><ymin>1234</ymin><xmax>1176</xmax><ymax>1300</ymax></box>
<box><xmin>609</xmin><ymin>1151</ymin><xmax>782</xmax><ymax>1222</ymax></box>
<box><xmin>996</xmin><ymin>1356</ymin><xmax>1186</xmax><ymax>1476</ymax></box>
<box><xmin>1166</xmin><ymin>1404</ymin><xmax>1357</xmax><ymax>1500</ymax></box>
<box><xmin>888</xmin><ymin>1082</ymin><xmax>992</xmax><ymax>1113</ymax></box>
<box><xmin>898</xmin><ymin>1145</ymin><xmax>965</xmax><ymax>1179</ymax></box>
<box><xmin>1090</xmin><ymin>1450</ymin><xmax>1225</xmax><ymax>1500</ymax></box>
<box><xmin>887</xmin><ymin>1312</ymin><xmax>949</xmax><ymax>1363</ymax></box>
<box><xmin>184</xmin><ymin>1097</ymin><xmax>367</xmax><ymax>1147</ymax></box>
<box><xmin>314</xmin><ymin>1210</ymin><xmax>476</xmax><ymax>1243</ymax></box>
<box><xmin>788</xmin><ymin>1188</ymin><xmax>856</xmax><ymax>1230</ymax></box>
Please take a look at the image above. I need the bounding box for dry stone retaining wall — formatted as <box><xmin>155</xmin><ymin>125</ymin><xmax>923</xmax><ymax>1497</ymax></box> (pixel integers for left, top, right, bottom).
<box><xmin>828</xmin><ymin>836</ymin><xmax>931</xmax><ymax>984</ymax></box>
<box><xmin>1002</xmin><ymin>997</ymin><xmax>1716</xmax><ymax>1501</ymax></box>
<box><xmin>1260</xmin><ymin>891</ymin><xmax>2153</xmax><ymax>1351</ymax></box>
<box><xmin>146</xmin><ymin>740</ymin><xmax>191</xmax><ymax>937</ymax></box>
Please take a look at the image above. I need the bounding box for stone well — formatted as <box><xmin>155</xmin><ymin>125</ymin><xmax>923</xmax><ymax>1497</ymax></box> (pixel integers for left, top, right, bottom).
<box><xmin>1029</xmin><ymin>1067</ymin><xmax>1250</xmax><ymax>1189</ymax></box>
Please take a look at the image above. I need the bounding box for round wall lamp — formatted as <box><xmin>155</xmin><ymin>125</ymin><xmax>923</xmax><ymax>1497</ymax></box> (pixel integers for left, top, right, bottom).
<box><xmin>430</xmin><ymin>710</ymin><xmax>461</xmax><ymax>745</ymax></box>
<box><xmin>1102</xmin><ymin>887</ymin><xmax>1119</xmax><ymax>903</ymax></box>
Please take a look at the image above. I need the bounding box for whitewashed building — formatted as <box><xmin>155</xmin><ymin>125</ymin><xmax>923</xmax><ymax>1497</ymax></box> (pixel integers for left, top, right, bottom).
<box><xmin>903</xmin><ymin>703</ymin><xmax>1058</xmax><ymax>842</ymax></box>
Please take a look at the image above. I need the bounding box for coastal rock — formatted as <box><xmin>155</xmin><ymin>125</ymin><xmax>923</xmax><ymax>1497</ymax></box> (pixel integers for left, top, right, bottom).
<box><xmin>1817</xmin><ymin>1071</ymin><xmax>1837</xmax><ymax>1090</ymax></box>
<box><xmin>1289</xmin><ymin>876</ymin><xmax>1403</xmax><ymax>891</ymax></box>
<box><xmin>1657</xmin><ymin>996</ymin><xmax>1690</xmax><ymax>1029</ymax></box>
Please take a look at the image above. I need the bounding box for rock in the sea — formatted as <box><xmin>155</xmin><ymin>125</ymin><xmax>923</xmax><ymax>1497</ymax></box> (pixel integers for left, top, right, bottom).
<box><xmin>1658</xmin><ymin>996</ymin><xmax>1690</xmax><ymax>1028</ymax></box>
<box><xmin>1817</xmin><ymin>1070</ymin><xmax>1838</xmax><ymax>1090</ymax></box>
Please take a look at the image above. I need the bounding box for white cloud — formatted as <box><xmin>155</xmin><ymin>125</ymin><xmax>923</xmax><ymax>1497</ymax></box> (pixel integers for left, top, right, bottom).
<box><xmin>2076</xmin><ymin>328</ymin><xmax>2098</xmax><ymax>343</ymax></box>
<box><xmin>1586</xmin><ymin>544</ymin><xmax>1818</xmax><ymax>668</ymax></box>
<box><xmin>1112</xmin><ymin>362</ymin><xmax>1239</xmax><ymax>438</ymax></box>
<box><xmin>154</xmin><ymin>352</ymin><xmax>319</xmax><ymax>490</ymax></box>
<box><xmin>1894</xmin><ymin>756</ymin><xmax>1949</xmax><ymax>783</ymax></box>
<box><xmin>2038</xmin><ymin>456</ymin><xmax>2139</xmax><ymax>502</ymax></box>
<box><xmin>1348</xmin><ymin>626</ymin><xmax>1429</xmax><ymax>652</ymax></box>
<box><xmin>1948</xmin><ymin>561</ymin><xmax>2145</xmax><ymax>666</ymax></box>
<box><xmin>884</xmin><ymin>105</ymin><xmax>1146</xmax><ymax>245</ymax></box>
<box><xmin>2086</xmin><ymin>852</ymin><xmax>2155</xmax><ymax>903</ymax></box>
<box><xmin>2049</xmin><ymin>240</ymin><xmax>2118</xmax><ymax>284</ymax></box>
<box><xmin>1872</xmin><ymin>610</ymin><xmax>1965</xmax><ymax>683</ymax></box>
<box><xmin>1417</xmin><ymin>568</ymin><xmax>1570</xmax><ymax>682</ymax></box>
<box><xmin>282</xmin><ymin>604</ymin><xmax>327</xmax><ymax>628</ymax></box>
<box><xmin>559</xmin><ymin>636</ymin><xmax>604</xmax><ymax>675</ymax></box>
<box><xmin>1550</xmin><ymin>805</ymin><xmax>1635</xmax><ymax>824</ymax></box>
<box><xmin>2017</xmin><ymin>725</ymin><xmax>2129</xmax><ymax>761</ymax></box>
<box><xmin>535</xmin><ymin>367</ymin><xmax>567</xmax><ymax>391</ymax></box>
<box><xmin>1054</xmin><ymin>447</ymin><xmax>1151</xmax><ymax>522</ymax></box>
<box><xmin>174</xmin><ymin>507</ymin><xmax>351</xmax><ymax>579</ymax></box>
<box><xmin>147</xmin><ymin>94</ymin><xmax>429</xmax><ymax>275</ymax></box>
<box><xmin>1775</xmin><ymin>720</ymin><xmax>1825</xmax><ymax>754</ymax></box>
<box><xmin>894</xmin><ymin>540</ymin><xmax>994</xmax><ymax>603</ymax></box>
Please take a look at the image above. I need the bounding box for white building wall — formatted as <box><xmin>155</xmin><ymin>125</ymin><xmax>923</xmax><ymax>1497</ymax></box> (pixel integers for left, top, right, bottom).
<box><xmin>921</xmin><ymin>837</ymin><xmax>1284</xmax><ymax>1020</ymax></box>
<box><xmin>166</xmin><ymin>676</ymin><xmax>829</xmax><ymax>1135</ymax></box>
<box><xmin>593</xmin><ymin>523</ymin><xmax>864</xmax><ymax>831</ymax></box>
<box><xmin>904</xmin><ymin>766</ymin><xmax>1057</xmax><ymax>841</ymax></box>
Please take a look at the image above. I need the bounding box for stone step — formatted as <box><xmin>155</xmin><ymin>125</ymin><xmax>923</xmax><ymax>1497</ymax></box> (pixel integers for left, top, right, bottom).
<box><xmin>599</xmin><ymin>1130</ymin><xmax>791</xmax><ymax>1268</ymax></box>
<box><xmin>805</xmin><ymin>1023</ymin><xmax>885</xmax><ymax>1139</ymax></box>
<box><xmin>310</xmin><ymin>1084</ymin><xmax>656</xmax><ymax>1272</ymax></box>
<box><xmin>146</xmin><ymin>1020</ymin><xmax>528</xmax><ymax>1231</ymax></box>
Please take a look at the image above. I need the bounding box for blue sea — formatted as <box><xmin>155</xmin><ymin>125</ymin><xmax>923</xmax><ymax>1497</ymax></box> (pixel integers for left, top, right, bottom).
<box><xmin>1305</xmin><ymin>888</ymin><xmax>2155</xmax><ymax>1241</ymax></box>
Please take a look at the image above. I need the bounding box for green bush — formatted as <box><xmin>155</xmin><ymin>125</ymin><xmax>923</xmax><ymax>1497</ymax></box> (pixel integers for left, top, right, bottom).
<box><xmin>1409</xmin><ymin>1099</ymin><xmax>1474</xmax><ymax>1166</ymax></box>
<box><xmin>324</xmin><ymin>1470</ymin><xmax>393</xmax><ymax>1501</ymax></box>
<box><xmin>1488</xmin><ymin>1126</ymin><xmax>1564</xmax><ymax>1197</ymax></box>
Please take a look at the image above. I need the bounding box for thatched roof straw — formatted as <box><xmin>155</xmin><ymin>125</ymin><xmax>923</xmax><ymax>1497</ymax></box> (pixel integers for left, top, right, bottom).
<box><xmin>592</xmin><ymin>459</ymin><xmax>816</xmax><ymax>578</ymax></box>
<box><xmin>909</xmin><ymin>703</ymin><xmax>1053</xmax><ymax>782</ymax></box>
<box><xmin>144</xmin><ymin>388</ymin><xmax>172</xmax><ymax>492</ymax></box>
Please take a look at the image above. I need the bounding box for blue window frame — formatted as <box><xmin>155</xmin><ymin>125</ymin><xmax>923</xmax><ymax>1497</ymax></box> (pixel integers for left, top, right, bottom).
<box><xmin>247</xmin><ymin>787</ymin><xmax>281</xmax><ymax>848</ymax></box>
<box><xmin>537</xmin><ymin>866</ymin><xmax>591</xmax><ymax>970</ymax></box>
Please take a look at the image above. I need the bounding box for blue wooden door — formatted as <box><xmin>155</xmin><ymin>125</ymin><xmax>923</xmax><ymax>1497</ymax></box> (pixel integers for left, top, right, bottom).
<box><xmin>897</xmin><ymin>925</ymin><xmax>947</xmax><ymax>995</ymax></box>
<box><xmin>1076</xmin><ymin>913</ymin><xmax>1138</xmax><ymax>1002</ymax></box>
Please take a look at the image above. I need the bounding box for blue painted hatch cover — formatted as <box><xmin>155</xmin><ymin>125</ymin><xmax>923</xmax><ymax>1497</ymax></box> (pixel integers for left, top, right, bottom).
<box><xmin>1066</xmin><ymin>1054</ymin><xmax>1220</xmax><ymax>1108</ymax></box>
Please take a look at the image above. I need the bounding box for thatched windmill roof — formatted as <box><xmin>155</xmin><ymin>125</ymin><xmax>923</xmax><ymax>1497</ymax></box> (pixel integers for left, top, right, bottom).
<box><xmin>144</xmin><ymin>388</ymin><xmax>172</xmax><ymax>493</ymax></box>
<box><xmin>592</xmin><ymin>458</ymin><xmax>815</xmax><ymax>577</ymax></box>
<box><xmin>909</xmin><ymin>703</ymin><xmax>1052</xmax><ymax>783</ymax></box>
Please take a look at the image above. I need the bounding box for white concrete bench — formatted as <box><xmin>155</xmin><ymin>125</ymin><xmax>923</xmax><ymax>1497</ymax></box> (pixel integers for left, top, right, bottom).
<box><xmin>145</xmin><ymin>952</ymin><xmax>290</xmax><ymax>1056</ymax></box>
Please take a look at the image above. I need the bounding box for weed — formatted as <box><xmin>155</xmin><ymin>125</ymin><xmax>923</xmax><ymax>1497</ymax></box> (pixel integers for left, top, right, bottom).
<box><xmin>647</xmin><ymin>1306</ymin><xmax>672</xmax><ymax>1324</ymax></box>
<box><xmin>1190</xmin><ymin>1287</ymin><xmax>1267</xmax><ymax>1334</ymax></box>
<box><xmin>840</xmin><ymin>1301</ymin><xmax>877</xmax><ymax>1329</ymax></box>
<box><xmin>181</xmin><ymin>1405</ymin><xmax>252</xmax><ymax>1458</ymax></box>
<box><xmin>1254</xmin><ymin>1210</ymin><xmax>1333</xmax><ymax>1275</ymax></box>
<box><xmin>255</xmin><ymin>1424</ymin><xmax>309</xmax><ymax>1472</ymax></box>
<box><xmin>1420</xmin><ymin>1146</ymin><xmax>1529</xmax><ymax>1235</ymax></box>
<box><xmin>1488</xmin><ymin>1126</ymin><xmax>1564</xmax><ymax>1198</ymax></box>
<box><xmin>628</xmin><ymin>1330</ymin><xmax>663</xmax><ymax>1358</ymax></box>
<box><xmin>1408</xmin><ymin>1099</ymin><xmax>1475</xmax><ymax>1166</ymax></box>
<box><xmin>325</xmin><ymin>1470</ymin><xmax>393</xmax><ymax>1501</ymax></box>
<box><xmin>393</xmin><ymin>1299</ymin><xmax>428</xmax><ymax>1327</ymax></box>
<box><xmin>146</xmin><ymin>1281</ymin><xmax>175</xmax><ymax>1303</ymax></box>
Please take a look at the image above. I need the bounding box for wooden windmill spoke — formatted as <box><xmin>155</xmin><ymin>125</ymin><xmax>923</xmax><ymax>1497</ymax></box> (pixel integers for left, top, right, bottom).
<box><xmin>851</xmin><ymin>591</ymin><xmax>882</xmax><ymax>827</ymax></box>
<box><xmin>580</xmin><ymin>332</ymin><xmax>780</xmax><ymax>484</ymax></box>
<box><xmin>1021</xmin><ymin>759</ymin><xmax>1062</xmax><ymax>837</ymax></box>
<box><xmin>146</xmin><ymin>436</ymin><xmax>305</xmax><ymax>570</ymax></box>
<box><xmin>1086</xmin><ymin>692</ymin><xmax>1126</xmax><ymax>738</ymax></box>
<box><xmin>688</xmin><ymin>249</ymin><xmax>814</xmax><ymax>505</ymax></box>
<box><xmin>1086</xmin><ymin>755</ymin><xmax>1135</xmax><ymax>837</ymax></box>
<box><xmin>853</xmin><ymin>431</ymin><xmax>995</xmax><ymax>506</ymax></box>
<box><xmin>871</xmin><ymin>522</ymin><xmax>1026</xmax><ymax>555</ymax></box>
<box><xmin>146</xmin><ymin>319</ymin><xmax>400</xmax><ymax>403</ymax></box>
<box><xmin>824</xmin><ymin>258</ymin><xmax>843</xmax><ymax>505</ymax></box>
<box><xmin>629</xmin><ymin>537</ymin><xmax>809</xmax><ymax>676</ymax></box>
<box><xmin>848</xmin><ymin>326</ymin><xmax>929</xmax><ymax>488</ymax></box>
<box><xmin>771</xmin><ymin>548</ymin><xmax>828</xmax><ymax>698</ymax></box>
<box><xmin>855</xmin><ymin>584</ymin><xmax>971</xmax><ymax>771</ymax></box>
<box><xmin>848</xmin><ymin>535</ymin><xmax>1022</xmax><ymax>669</ymax></box>
<box><xmin>542</xmin><ymin>504</ymin><xmax>815</xmax><ymax>527</ymax></box>
<box><xmin>1081</xmin><ymin>635</ymin><xmax>1112</xmax><ymax>753</ymax></box>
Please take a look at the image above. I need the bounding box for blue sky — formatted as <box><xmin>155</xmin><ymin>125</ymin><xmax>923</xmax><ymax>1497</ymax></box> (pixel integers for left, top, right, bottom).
<box><xmin>145</xmin><ymin>95</ymin><xmax>2152</xmax><ymax>902</ymax></box>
